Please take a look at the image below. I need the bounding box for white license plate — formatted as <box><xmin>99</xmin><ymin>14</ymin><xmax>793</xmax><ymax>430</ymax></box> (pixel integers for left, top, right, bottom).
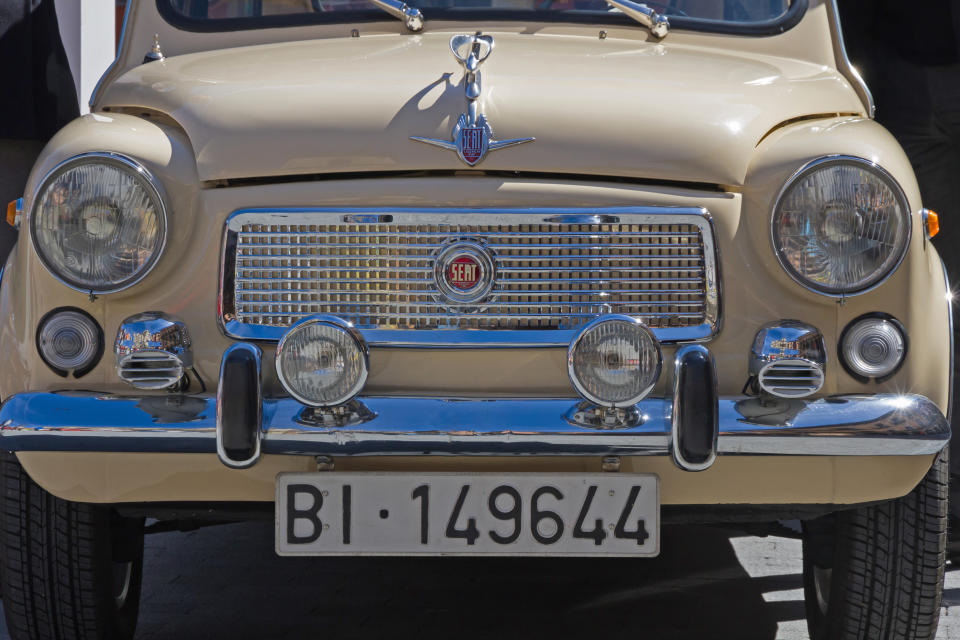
<box><xmin>275</xmin><ymin>473</ymin><xmax>659</xmax><ymax>556</ymax></box>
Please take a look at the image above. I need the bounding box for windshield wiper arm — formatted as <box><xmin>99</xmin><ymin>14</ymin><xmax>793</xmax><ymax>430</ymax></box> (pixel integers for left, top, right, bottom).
<box><xmin>603</xmin><ymin>0</ymin><xmax>669</xmax><ymax>38</ymax></box>
<box><xmin>367</xmin><ymin>0</ymin><xmax>424</xmax><ymax>31</ymax></box>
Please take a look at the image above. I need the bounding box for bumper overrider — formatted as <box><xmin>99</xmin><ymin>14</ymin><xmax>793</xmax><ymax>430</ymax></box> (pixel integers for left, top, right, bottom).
<box><xmin>0</xmin><ymin>341</ymin><xmax>949</xmax><ymax>471</ymax></box>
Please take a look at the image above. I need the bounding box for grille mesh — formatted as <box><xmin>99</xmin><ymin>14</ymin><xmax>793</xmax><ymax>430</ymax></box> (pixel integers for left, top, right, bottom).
<box><xmin>230</xmin><ymin>220</ymin><xmax>710</xmax><ymax>332</ymax></box>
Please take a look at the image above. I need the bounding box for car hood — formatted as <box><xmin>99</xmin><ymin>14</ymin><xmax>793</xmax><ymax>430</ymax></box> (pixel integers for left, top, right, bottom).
<box><xmin>99</xmin><ymin>31</ymin><xmax>864</xmax><ymax>185</ymax></box>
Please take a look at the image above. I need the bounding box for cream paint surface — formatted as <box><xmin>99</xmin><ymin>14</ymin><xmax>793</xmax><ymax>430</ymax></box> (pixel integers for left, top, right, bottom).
<box><xmin>16</xmin><ymin>452</ymin><xmax>934</xmax><ymax>505</ymax></box>
<box><xmin>2</xmin><ymin>116</ymin><xmax>948</xmax><ymax>408</ymax></box>
<box><xmin>1</xmin><ymin>0</ymin><xmax>947</xmax><ymax>503</ymax></box>
<box><xmin>96</xmin><ymin>30</ymin><xmax>861</xmax><ymax>184</ymax></box>
<box><xmin>97</xmin><ymin>1</ymin><xmax>846</xmax><ymax>118</ymax></box>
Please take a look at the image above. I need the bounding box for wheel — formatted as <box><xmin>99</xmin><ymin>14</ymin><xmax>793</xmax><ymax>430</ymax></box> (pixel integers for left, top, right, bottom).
<box><xmin>0</xmin><ymin>452</ymin><xmax>144</xmax><ymax>640</ymax></box>
<box><xmin>802</xmin><ymin>449</ymin><xmax>947</xmax><ymax>640</ymax></box>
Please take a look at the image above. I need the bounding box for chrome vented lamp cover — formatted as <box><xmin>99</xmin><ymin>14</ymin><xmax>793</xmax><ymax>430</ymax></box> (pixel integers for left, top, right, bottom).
<box><xmin>749</xmin><ymin>321</ymin><xmax>826</xmax><ymax>398</ymax></box>
<box><xmin>115</xmin><ymin>312</ymin><xmax>193</xmax><ymax>390</ymax></box>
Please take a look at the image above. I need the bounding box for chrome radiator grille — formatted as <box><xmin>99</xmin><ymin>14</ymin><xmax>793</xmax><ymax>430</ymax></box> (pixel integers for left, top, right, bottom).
<box><xmin>220</xmin><ymin>208</ymin><xmax>720</xmax><ymax>346</ymax></box>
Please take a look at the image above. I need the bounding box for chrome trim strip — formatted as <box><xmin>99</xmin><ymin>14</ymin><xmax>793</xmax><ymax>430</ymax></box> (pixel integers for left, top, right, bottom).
<box><xmin>770</xmin><ymin>155</ymin><xmax>912</xmax><ymax>298</ymax></box>
<box><xmin>670</xmin><ymin>344</ymin><xmax>718</xmax><ymax>471</ymax></box>
<box><xmin>0</xmin><ymin>392</ymin><xmax>948</xmax><ymax>458</ymax></box>
<box><xmin>216</xmin><ymin>343</ymin><xmax>263</xmax><ymax>469</ymax></box>
<box><xmin>827</xmin><ymin>0</ymin><xmax>875</xmax><ymax>119</ymax></box>
<box><xmin>943</xmin><ymin>258</ymin><xmax>954</xmax><ymax>424</ymax></box>
<box><xmin>29</xmin><ymin>152</ymin><xmax>169</xmax><ymax>295</ymax></box>
<box><xmin>218</xmin><ymin>206</ymin><xmax>721</xmax><ymax>347</ymax></box>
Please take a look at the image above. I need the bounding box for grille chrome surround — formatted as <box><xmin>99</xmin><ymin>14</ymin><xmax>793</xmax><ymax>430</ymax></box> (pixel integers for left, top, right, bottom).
<box><xmin>219</xmin><ymin>207</ymin><xmax>721</xmax><ymax>346</ymax></box>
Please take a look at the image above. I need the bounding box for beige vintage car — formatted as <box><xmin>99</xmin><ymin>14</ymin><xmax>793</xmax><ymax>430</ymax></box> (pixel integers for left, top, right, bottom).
<box><xmin>0</xmin><ymin>0</ymin><xmax>951</xmax><ymax>638</ymax></box>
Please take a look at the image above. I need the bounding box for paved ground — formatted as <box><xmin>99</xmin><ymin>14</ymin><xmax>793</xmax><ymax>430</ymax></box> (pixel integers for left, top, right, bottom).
<box><xmin>4</xmin><ymin>521</ymin><xmax>960</xmax><ymax>639</ymax></box>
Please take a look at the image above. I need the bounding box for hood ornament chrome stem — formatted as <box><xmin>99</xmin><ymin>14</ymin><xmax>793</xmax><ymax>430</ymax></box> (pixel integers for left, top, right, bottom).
<box><xmin>411</xmin><ymin>33</ymin><xmax>534</xmax><ymax>166</ymax></box>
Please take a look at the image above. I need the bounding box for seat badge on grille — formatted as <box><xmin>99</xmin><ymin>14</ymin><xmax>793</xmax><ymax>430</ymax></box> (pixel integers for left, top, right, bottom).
<box><xmin>411</xmin><ymin>33</ymin><xmax>534</xmax><ymax>167</ymax></box>
<box><xmin>434</xmin><ymin>241</ymin><xmax>496</xmax><ymax>305</ymax></box>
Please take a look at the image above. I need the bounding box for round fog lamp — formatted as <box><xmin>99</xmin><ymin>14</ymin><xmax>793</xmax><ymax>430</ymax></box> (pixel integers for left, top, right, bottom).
<box><xmin>840</xmin><ymin>315</ymin><xmax>907</xmax><ymax>380</ymax></box>
<box><xmin>36</xmin><ymin>308</ymin><xmax>104</xmax><ymax>377</ymax></box>
<box><xmin>276</xmin><ymin>316</ymin><xmax>369</xmax><ymax>407</ymax></box>
<box><xmin>568</xmin><ymin>315</ymin><xmax>662</xmax><ymax>407</ymax></box>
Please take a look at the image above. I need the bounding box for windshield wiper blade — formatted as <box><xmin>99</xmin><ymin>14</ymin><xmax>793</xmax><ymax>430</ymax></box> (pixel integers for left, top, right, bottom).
<box><xmin>603</xmin><ymin>0</ymin><xmax>669</xmax><ymax>38</ymax></box>
<box><xmin>367</xmin><ymin>0</ymin><xmax>424</xmax><ymax>31</ymax></box>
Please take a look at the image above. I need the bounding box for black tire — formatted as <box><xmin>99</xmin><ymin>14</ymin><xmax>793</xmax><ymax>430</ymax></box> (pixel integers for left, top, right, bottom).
<box><xmin>802</xmin><ymin>449</ymin><xmax>948</xmax><ymax>640</ymax></box>
<box><xmin>0</xmin><ymin>452</ymin><xmax>144</xmax><ymax>640</ymax></box>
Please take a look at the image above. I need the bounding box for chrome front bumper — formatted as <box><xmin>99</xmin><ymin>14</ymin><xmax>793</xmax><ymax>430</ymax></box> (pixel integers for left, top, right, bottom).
<box><xmin>0</xmin><ymin>391</ymin><xmax>948</xmax><ymax>466</ymax></box>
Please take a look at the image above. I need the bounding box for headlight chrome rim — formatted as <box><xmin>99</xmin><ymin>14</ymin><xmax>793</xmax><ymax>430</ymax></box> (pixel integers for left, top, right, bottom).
<box><xmin>29</xmin><ymin>152</ymin><xmax>168</xmax><ymax>294</ymax></box>
<box><xmin>567</xmin><ymin>314</ymin><xmax>662</xmax><ymax>408</ymax></box>
<box><xmin>275</xmin><ymin>314</ymin><xmax>370</xmax><ymax>408</ymax></box>
<box><xmin>770</xmin><ymin>155</ymin><xmax>912</xmax><ymax>298</ymax></box>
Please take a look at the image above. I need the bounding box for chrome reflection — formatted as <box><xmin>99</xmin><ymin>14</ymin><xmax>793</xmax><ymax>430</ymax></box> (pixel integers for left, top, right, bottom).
<box><xmin>115</xmin><ymin>312</ymin><xmax>192</xmax><ymax>390</ymax></box>
<box><xmin>0</xmin><ymin>392</ymin><xmax>949</xmax><ymax>459</ymax></box>
<box><xmin>749</xmin><ymin>321</ymin><xmax>825</xmax><ymax>398</ymax></box>
<box><xmin>296</xmin><ymin>400</ymin><xmax>377</xmax><ymax>429</ymax></box>
<box><xmin>670</xmin><ymin>344</ymin><xmax>718</xmax><ymax>472</ymax></box>
<box><xmin>219</xmin><ymin>206</ymin><xmax>721</xmax><ymax>347</ymax></box>
<box><xmin>564</xmin><ymin>401</ymin><xmax>644</xmax><ymax>430</ymax></box>
<box><xmin>216</xmin><ymin>342</ymin><xmax>262</xmax><ymax>469</ymax></box>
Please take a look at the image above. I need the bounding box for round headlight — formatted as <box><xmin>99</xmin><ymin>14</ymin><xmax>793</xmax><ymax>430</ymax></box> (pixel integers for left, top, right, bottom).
<box><xmin>36</xmin><ymin>308</ymin><xmax>104</xmax><ymax>377</ymax></box>
<box><xmin>276</xmin><ymin>316</ymin><xmax>369</xmax><ymax>407</ymax></box>
<box><xmin>30</xmin><ymin>153</ymin><xmax>167</xmax><ymax>293</ymax></box>
<box><xmin>568</xmin><ymin>315</ymin><xmax>662</xmax><ymax>408</ymax></box>
<box><xmin>772</xmin><ymin>156</ymin><xmax>910</xmax><ymax>296</ymax></box>
<box><xmin>839</xmin><ymin>314</ymin><xmax>907</xmax><ymax>380</ymax></box>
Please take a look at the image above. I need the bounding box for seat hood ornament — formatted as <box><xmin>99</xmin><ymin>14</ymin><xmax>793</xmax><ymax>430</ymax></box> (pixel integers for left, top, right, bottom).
<box><xmin>411</xmin><ymin>34</ymin><xmax>534</xmax><ymax>166</ymax></box>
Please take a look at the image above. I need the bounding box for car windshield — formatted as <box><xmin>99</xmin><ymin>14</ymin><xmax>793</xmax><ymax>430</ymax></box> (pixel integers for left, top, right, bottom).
<box><xmin>159</xmin><ymin>0</ymin><xmax>801</xmax><ymax>34</ymax></box>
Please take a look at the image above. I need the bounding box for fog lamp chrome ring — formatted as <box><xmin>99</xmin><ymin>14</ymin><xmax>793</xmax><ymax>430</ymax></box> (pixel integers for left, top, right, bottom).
<box><xmin>568</xmin><ymin>314</ymin><xmax>662</xmax><ymax>408</ymax></box>
<box><xmin>276</xmin><ymin>315</ymin><xmax>369</xmax><ymax>408</ymax></box>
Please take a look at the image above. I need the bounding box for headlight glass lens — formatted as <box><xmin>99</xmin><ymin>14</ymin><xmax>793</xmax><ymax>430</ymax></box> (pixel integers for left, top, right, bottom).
<box><xmin>31</xmin><ymin>155</ymin><xmax>166</xmax><ymax>293</ymax></box>
<box><xmin>772</xmin><ymin>159</ymin><xmax>909</xmax><ymax>295</ymax></box>
<box><xmin>276</xmin><ymin>318</ymin><xmax>368</xmax><ymax>407</ymax></box>
<box><xmin>568</xmin><ymin>316</ymin><xmax>661</xmax><ymax>407</ymax></box>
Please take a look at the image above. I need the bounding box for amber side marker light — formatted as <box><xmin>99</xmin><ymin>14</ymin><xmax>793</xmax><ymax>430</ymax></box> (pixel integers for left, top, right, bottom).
<box><xmin>6</xmin><ymin>198</ymin><xmax>22</xmax><ymax>228</ymax></box>
<box><xmin>924</xmin><ymin>208</ymin><xmax>940</xmax><ymax>239</ymax></box>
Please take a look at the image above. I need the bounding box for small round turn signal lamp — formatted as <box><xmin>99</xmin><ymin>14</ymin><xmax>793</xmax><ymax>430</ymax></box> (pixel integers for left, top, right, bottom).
<box><xmin>276</xmin><ymin>315</ymin><xmax>369</xmax><ymax>407</ymax></box>
<box><xmin>36</xmin><ymin>308</ymin><xmax>104</xmax><ymax>378</ymax></box>
<box><xmin>923</xmin><ymin>208</ymin><xmax>940</xmax><ymax>239</ymax></box>
<box><xmin>568</xmin><ymin>315</ymin><xmax>662</xmax><ymax>407</ymax></box>
<box><xmin>839</xmin><ymin>313</ymin><xmax>907</xmax><ymax>382</ymax></box>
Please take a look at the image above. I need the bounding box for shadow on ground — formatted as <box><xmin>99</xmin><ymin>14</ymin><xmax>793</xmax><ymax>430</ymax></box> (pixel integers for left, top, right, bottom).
<box><xmin>131</xmin><ymin>522</ymin><xmax>805</xmax><ymax>640</ymax></box>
